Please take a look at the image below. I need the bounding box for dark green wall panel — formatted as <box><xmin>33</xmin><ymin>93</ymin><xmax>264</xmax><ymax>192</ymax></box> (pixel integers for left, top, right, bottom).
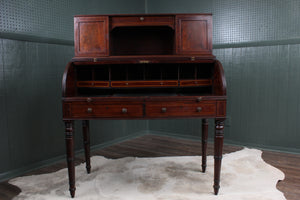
<box><xmin>0</xmin><ymin>0</ymin><xmax>145</xmax><ymax>43</ymax></box>
<box><xmin>0</xmin><ymin>97</ymin><xmax>10</xmax><ymax>173</ymax></box>
<box><xmin>217</xmin><ymin>45</ymin><xmax>300</xmax><ymax>151</ymax></box>
<box><xmin>149</xmin><ymin>119</ymin><xmax>202</xmax><ymax>137</ymax></box>
<box><xmin>0</xmin><ymin>38</ymin><xmax>147</xmax><ymax>177</ymax></box>
<box><xmin>146</xmin><ymin>0</ymin><xmax>212</xmax><ymax>13</ymax></box>
<box><xmin>0</xmin><ymin>39</ymin><xmax>4</xmax><ymax>96</ymax></box>
<box><xmin>0</xmin><ymin>0</ymin><xmax>147</xmax><ymax>179</ymax></box>
<box><xmin>150</xmin><ymin>44</ymin><xmax>300</xmax><ymax>152</ymax></box>
<box><xmin>91</xmin><ymin>120</ymin><xmax>147</xmax><ymax>146</ymax></box>
<box><xmin>147</xmin><ymin>0</ymin><xmax>300</xmax><ymax>152</ymax></box>
<box><xmin>285</xmin><ymin>44</ymin><xmax>300</xmax><ymax>149</ymax></box>
<box><xmin>0</xmin><ymin>38</ymin><xmax>10</xmax><ymax>172</ymax></box>
<box><xmin>147</xmin><ymin>0</ymin><xmax>300</xmax><ymax>46</ymax></box>
<box><xmin>1</xmin><ymin>39</ymin><xmax>72</xmax><ymax>170</ymax></box>
<box><xmin>212</xmin><ymin>0</ymin><xmax>300</xmax><ymax>45</ymax></box>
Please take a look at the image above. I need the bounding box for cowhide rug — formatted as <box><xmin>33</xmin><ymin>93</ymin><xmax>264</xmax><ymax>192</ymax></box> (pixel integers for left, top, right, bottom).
<box><xmin>10</xmin><ymin>148</ymin><xmax>286</xmax><ymax>200</ymax></box>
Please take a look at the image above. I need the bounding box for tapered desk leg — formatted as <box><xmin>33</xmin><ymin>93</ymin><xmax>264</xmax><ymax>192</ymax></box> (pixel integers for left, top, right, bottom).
<box><xmin>65</xmin><ymin>120</ymin><xmax>75</xmax><ymax>198</ymax></box>
<box><xmin>214</xmin><ymin>119</ymin><xmax>224</xmax><ymax>195</ymax></box>
<box><xmin>201</xmin><ymin>119</ymin><xmax>208</xmax><ymax>172</ymax></box>
<box><xmin>82</xmin><ymin>120</ymin><xmax>91</xmax><ymax>173</ymax></box>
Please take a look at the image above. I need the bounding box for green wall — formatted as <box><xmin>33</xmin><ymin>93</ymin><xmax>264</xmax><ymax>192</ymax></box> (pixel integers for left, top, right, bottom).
<box><xmin>147</xmin><ymin>0</ymin><xmax>300</xmax><ymax>153</ymax></box>
<box><xmin>1</xmin><ymin>0</ymin><xmax>300</xmax><ymax>182</ymax></box>
<box><xmin>0</xmin><ymin>0</ymin><xmax>146</xmax><ymax>181</ymax></box>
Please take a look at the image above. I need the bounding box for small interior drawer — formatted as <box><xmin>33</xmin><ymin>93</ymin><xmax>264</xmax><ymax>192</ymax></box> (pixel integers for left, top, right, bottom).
<box><xmin>180</xmin><ymin>79</ymin><xmax>212</xmax><ymax>87</ymax></box>
<box><xmin>77</xmin><ymin>81</ymin><xmax>109</xmax><ymax>88</ymax></box>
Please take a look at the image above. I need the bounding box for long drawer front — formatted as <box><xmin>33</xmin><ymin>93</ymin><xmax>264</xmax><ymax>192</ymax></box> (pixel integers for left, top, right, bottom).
<box><xmin>63</xmin><ymin>99</ymin><xmax>224</xmax><ymax>119</ymax></box>
<box><xmin>145</xmin><ymin>101</ymin><xmax>216</xmax><ymax>118</ymax></box>
<box><xmin>70</xmin><ymin>103</ymin><xmax>143</xmax><ymax>118</ymax></box>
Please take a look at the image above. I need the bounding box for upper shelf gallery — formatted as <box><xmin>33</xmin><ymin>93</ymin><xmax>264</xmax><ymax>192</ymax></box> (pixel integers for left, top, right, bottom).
<box><xmin>73</xmin><ymin>14</ymin><xmax>213</xmax><ymax>59</ymax></box>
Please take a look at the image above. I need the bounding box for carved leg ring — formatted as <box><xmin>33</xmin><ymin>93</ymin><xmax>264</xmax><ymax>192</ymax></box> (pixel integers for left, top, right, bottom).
<box><xmin>214</xmin><ymin>119</ymin><xmax>224</xmax><ymax>195</ymax></box>
<box><xmin>201</xmin><ymin>119</ymin><xmax>208</xmax><ymax>172</ymax></box>
<box><xmin>82</xmin><ymin>120</ymin><xmax>91</xmax><ymax>173</ymax></box>
<box><xmin>65</xmin><ymin>121</ymin><xmax>76</xmax><ymax>198</ymax></box>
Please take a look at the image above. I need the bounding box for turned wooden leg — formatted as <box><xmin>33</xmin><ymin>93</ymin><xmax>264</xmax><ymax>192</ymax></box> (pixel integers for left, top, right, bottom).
<box><xmin>214</xmin><ymin>119</ymin><xmax>224</xmax><ymax>195</ymax></box>
<box><xmin>65</xmin><ymin>120</ymin><xmax>76</xmax><ymax>198</ymax></box>
<box><xmin>82</xmin><ymin>120</ymin><xmax>91</xmax><ymax>173</ymax></box>
<box><xmin>201</xmin><ymin>119</ymin><xmax>208</xmax><ymax>172</ymax></box>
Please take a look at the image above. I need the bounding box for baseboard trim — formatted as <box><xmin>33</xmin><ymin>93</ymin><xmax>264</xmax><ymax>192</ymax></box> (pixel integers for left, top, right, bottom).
<box><xmin>0</xmin><ymin>131</ymin><xmax>146</xmax><ymax>182</ymax></box>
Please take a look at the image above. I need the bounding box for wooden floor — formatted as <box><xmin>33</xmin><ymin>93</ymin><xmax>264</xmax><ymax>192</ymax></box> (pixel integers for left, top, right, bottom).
<box><xmin>0</xmin><ymin>134</ymin><xmax>299</xmax><ymax>200</ymax></box>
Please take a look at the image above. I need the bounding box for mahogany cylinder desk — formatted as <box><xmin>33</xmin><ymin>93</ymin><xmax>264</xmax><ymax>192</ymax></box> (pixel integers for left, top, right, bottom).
<box><xmin>62</xmin><ymin>13</ymin><xmax>226</xmax><ymax>198</ymax></box>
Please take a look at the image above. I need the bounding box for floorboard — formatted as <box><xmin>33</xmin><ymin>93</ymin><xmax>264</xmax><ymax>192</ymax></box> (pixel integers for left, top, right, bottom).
<box><xmin>0</xmin><ymin>134</ymin><xmax>299</xmax><ymax>200</ymax></box>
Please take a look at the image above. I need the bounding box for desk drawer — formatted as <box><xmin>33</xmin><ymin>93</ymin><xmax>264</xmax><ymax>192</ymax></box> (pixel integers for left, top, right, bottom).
<box><xmin>111</xmin><ymin>16</ymin><xmax>174</xmax><ymax>29</ymax></box>
<box><xmin>70</xmin><ymin>103</ymin><xmax>143</xmax><ymax>118</ymax></box>
<box><xmin>145</xmin><ymin>102</ymin><xmax>216</xmax><ymax>118</ymax></box>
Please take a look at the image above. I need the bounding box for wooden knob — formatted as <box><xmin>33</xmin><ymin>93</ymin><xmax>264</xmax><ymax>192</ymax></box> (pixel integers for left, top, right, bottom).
<box><xmin>196</xmin><ymin>107</ymin><xmax>202</xmax><ymax>112</ymax></box>
<box><xmin>161</xmin><ymin>107</ymin><xmax>167</xmax><ymax>113</ymax></box>
<box><xmin>140</xmin><ymin>17</ymin><xmax>144</xmax><ymax>21</ymax></box>
<box><xmin>87</xmin><ymin>108</ymin><xmax>93</xmax><ymax>113</ymax></box>
<box><xmin>122</xmin><ymin>108</ymin><xmax>128</xmax><ymax>113</ymax></box>
<box><xmin>87</xmin><ymin>98</ymin><xmax>92</xmax><ymax>102</ymax></box>
<box><xmin>196</xmin><ymin>97</ymin><xmax>202</xmax><ymax>102</ymax></box>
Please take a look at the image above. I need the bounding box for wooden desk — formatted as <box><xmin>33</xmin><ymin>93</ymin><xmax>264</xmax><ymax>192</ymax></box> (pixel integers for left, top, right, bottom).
<box><xmin>62</xmin><ymin>14</ymin><xmax>226</xmax><ymax>198</ymax></box>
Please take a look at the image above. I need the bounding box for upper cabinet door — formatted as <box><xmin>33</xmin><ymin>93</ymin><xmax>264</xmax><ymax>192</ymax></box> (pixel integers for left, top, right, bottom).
<box><xmin>74</xmin><ymin>16</ymin><xmax>109</xmax><ymax>57</ymax></box>
<box><xmin>176</xmin><ymin>15</ymin><xmax>212</xmax><ymax>55</ymax></box>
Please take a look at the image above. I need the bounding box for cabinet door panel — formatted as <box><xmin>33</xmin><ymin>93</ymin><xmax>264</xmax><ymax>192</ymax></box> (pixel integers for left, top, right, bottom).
<box><xmin>176</xmin><ymin>15</ymin><xmax>212</xmax><ymax>55</ymax></box>
<box><xmin>74</xmin><ymin>16</ymin><xmax>109</xmax><ymax>57</ymax></box>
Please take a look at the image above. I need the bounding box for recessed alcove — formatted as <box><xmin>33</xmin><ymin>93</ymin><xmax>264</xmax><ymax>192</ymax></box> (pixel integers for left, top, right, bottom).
<box><xmin>110</xmin><ymin>26</ymin><xmax>175</xmax><ymax>55</ymax></box>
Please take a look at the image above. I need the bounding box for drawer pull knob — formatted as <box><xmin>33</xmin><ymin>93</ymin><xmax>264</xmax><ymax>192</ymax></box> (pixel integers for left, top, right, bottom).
<box><xmin>161</xmin><ymin>107</ymin><xmax>167</xmax><ymax>113</ymax></box>
<box><xmin>196</xmin><ymin>97</ymin><xmax>202</xmax><ymax>102</ymax></box>
<box><xmin>139</xmin><ymin>60</ymin><xmax>150</xmax><ymax>64</ymax></box>
<box><xmin>87</xmin><ymin>108</ymin><xmax>93</xmax><ymax>113</ymax></box>
<box><xmin>140</xmin><ymin>17</ymin><xmax>144</xmax><ymax>21</ymax></box>
<box><xmin>122</xmin><ymin>108</ymin><xmax>128</xmax><ymax>113</ymax></box>
<box><xmin>196</xmin><ymin>107</ymin><xmax>202</xmax><ymax>112</ymax></box>
<box><xmin>87</xmin><ymin>98</ymin><xmax>92</xmax><ymax>102</ymax></box>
